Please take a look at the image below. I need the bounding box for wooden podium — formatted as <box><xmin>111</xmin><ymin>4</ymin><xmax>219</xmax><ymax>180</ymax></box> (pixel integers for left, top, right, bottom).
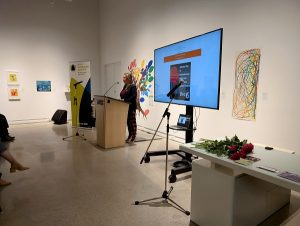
<box><xmin>94</xmin><ymin>95</ymin><xmax>129</xmax><ymax>149</ymax></box>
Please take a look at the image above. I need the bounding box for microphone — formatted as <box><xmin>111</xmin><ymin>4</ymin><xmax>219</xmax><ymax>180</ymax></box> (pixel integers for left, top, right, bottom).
<box><xmin>167</xmin><ymin>80</ymin><xmax>183</xmax><ymax>97</ymax></box>
<box><xmin>73</xmin><ymin>81</ymin><xmax>83</xmax><ymax>86</ymax></box>
<box><xmin>104</xmin><ymin>81</ymin><xmax>119</xmax><ymax>97</ymax></box>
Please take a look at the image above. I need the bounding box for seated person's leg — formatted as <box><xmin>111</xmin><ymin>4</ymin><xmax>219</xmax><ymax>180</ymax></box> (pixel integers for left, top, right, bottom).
<box><xmin>0</xmin><ymin>142</ymin><xmax>29</xmax><ymax>173</ymax></box>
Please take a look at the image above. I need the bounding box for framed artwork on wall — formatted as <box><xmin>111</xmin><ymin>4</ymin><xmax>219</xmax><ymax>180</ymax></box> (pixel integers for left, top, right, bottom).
<box><xmin>8</xmin><ymin>86</ymin><xmax>21</xmax><ymax>100</ymax></box>
<box><xmin>232</xmin><ymin>49</ymin><xmax>261</xmax><ymax>121</ymax></box>
<box><xmin>6</xmin><ymin>70</ymin><xmax>21</xmax><ymax>101</ymax></box>
<box><xmin>36</xmin><ymin>80</ymin><xmax>51</xmax><ymax>92</ymax></box>
<box><xmin>6</xmin><ymin>71</ymin><xmax>19</xmax><ymax>85</ymax></box>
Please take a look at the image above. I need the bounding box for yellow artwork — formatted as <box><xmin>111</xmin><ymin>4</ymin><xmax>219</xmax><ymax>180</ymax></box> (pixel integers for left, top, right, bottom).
<box><xmin>9</xmin><ymin>73</ymin><xmax>18</xmax><ymax>83</ymax></box>
<box><xmin>7</xmin><ymin>71</ymin><xmax>19</xmax><ymax>85</ymax></box>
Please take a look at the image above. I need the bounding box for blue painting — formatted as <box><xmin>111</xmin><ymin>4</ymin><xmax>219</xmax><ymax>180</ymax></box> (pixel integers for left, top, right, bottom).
<box><xmin>37</xmin><ymin>81</ymin><xmax>51</xmax><ymax>92</ymax></box>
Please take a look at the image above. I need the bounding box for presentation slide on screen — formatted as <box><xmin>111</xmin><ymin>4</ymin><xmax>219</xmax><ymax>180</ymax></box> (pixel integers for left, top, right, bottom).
<box><xmin>154</xmin><ymin>29</ymin><xmax>222</xmax><ymax>109</ymax></box>
<box><xmin>170</xmin><ymin>62</ymin><xmax>191</xmax><ymax>101</ymax></box>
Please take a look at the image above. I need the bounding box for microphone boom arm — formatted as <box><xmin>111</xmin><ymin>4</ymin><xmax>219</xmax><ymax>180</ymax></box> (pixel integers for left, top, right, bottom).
<box><xmin>167</xmin><ymin>81</ymin><xmax>183</xmax><ymax>97</ymax></box>
<box><xmin>104</xmin><ymin>81</ymin><xmax>119</xmax><ymax>97</ymax></box>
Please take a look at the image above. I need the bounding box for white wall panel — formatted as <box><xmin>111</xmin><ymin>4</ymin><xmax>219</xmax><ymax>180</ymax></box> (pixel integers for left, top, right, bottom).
<box><xmin>0</xmin><ymin>0</ymin><xmax>100</xmax><ymax>122</ymax></box>
<box><xmin>98</xmin><ymin>0</ymin><xmax>300</xmax><ymax>153</ymax></box>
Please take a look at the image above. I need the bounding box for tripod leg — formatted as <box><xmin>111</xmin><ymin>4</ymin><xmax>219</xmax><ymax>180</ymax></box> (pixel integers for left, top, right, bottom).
<box><xmin>134</xmin><ymin>196</ymin><xmax>163</xmax><ymax>205</ymax></box>
<box><xmin>62</xmin><ymin>132</ymin><xmax>86</xmax><ymax>141</ymax></box>
<box><xmin>62</xmin><ymin>135</ymin><xmax>74</xmax><ymax>140</ymax></box>
<box><xmin>75</xmin><ymin>131</ymin><xmax>87</xmax><ymax>140</ymax></box>
<box><xmin>167</xmin><ymin>197</ymin><xmax>190</xmax><ymax>216</ymax></box>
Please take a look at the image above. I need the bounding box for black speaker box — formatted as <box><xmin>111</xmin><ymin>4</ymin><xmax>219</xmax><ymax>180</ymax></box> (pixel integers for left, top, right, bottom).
<box><xmin>51</xmin><ymin>109</ymin><xmax>67</xmax><ymax>124</ymax></box>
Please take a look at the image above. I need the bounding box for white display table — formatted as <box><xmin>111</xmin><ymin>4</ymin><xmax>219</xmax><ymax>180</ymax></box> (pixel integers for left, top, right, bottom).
<box><xmin>180</xmin><ymin>143</ymin><xmax>300</xmax><ymax>226</ymax></box>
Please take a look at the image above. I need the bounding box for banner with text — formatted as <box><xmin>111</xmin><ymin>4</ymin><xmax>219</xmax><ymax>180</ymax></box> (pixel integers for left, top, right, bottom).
<box><xmin>69</xmin><ymin>61</ymin><xmax>93</xmax><ymax>127</ymax></box>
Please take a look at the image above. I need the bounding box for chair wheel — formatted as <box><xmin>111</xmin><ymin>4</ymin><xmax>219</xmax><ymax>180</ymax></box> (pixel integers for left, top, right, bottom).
<box><xmin>168</xmin><ymin>173</ymin><xmax>177</xmax><ymax>183</ymax></box>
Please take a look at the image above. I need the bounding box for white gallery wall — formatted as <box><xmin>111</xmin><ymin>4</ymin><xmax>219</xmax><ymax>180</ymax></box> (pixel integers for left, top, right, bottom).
<box><xmin>1</xmin><ymin>0</ymin><xmax>299</xmax><ymax>153</ymax></box>
<box><xmin>0</xmin><ymin>0</ymin><xmax>100</xmax><ymax>123</ymax></box>
<box><xmin>98</xmin><ymin>0</ymin><xmax>300</xmax><ymax>153</ymax></box>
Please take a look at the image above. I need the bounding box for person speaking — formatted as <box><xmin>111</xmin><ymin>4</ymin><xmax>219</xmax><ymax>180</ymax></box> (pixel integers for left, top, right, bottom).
<box><xmin>120</xmin><ymin>72</ymin><xmax>137</xmax><ymax>144</ymax></box>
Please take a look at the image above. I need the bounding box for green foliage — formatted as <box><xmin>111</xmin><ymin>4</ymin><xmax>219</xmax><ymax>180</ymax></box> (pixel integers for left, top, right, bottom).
<box><xmin>194</xmin><ymin>135</ymin><xmax>247</xmax><ymax>157</ymax></box>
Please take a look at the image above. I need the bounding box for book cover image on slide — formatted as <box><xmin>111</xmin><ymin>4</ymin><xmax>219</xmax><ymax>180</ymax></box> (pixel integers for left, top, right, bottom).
<box><xmin>170</xmin><ymin>62</ymin><xmax>191</xmax><ymax>101</ymax></box>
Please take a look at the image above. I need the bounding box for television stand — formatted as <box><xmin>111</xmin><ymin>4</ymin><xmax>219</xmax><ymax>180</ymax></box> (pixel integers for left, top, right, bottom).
<box><xmin>168</xmin><ymin>126</ymin><xmax>196</xmax><ymax>183</ymax></box>
<box><xmin>145</xmin><ymin>106</ymin><xmax>195</xmax><ymax>183</ymax></box>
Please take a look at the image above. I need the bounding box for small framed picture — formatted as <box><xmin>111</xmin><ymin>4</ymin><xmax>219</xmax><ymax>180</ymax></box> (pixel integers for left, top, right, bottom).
<box><xmin>8</xmin><ymin>86</ymin><xmax>21</xmax><ymax>100</ymax></box>
<box><xmin>7</xmin><ymin>71</ymin><xmax>19</xmax><ymax>85</ymax></box>
<box><xmin>36</xmin><ymin>80</ymin><xmax>51</xmax><ymax>92</ymax></box>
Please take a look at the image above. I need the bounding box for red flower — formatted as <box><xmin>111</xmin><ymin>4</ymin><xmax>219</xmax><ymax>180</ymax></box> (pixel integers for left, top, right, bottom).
<box><xmin>228</xmin><ymin>145</ymin><xmax>238</xmax><ymax>152</ymax></box>
<box><xmin>241</xmin><ymin>143</ymin><xmax>254</xmax><ymax>154</ymax></box>
<box><xmin>230</xmin><ymin>152</ymin><xmax>240</xmax><ymax>160</ymax></box>
<box><xmin>239</xmin><ymin>150</ymin><xmax>247</xmax><ymax>159</ymax></box>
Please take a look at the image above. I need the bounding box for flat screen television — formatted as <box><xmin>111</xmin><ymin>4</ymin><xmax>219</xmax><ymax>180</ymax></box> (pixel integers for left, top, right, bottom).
<box><xmin>154</xmin><ymin>28</ymin><xmax>223</xmax><ymax>109</ymax></box>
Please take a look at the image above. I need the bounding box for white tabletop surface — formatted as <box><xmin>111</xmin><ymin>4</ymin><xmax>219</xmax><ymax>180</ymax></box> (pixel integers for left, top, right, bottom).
<box><xmin>180</xmin><ymin>143</ymin><xmax>300</xmax><ymax>192</ymax></box>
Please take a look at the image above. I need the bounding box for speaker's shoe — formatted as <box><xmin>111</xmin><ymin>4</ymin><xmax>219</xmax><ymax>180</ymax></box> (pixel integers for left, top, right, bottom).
<box><xmin>127</xmin><ymin>138</ymin><xmax>136</xmax><ymax>144</ymax></box>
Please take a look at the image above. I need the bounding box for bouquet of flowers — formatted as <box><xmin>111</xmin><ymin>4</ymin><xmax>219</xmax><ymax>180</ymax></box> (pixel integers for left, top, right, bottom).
<box><xmin>194</xmin><ymin>135</ymin><xmax>254</xmax><ymax>160</ymax></box>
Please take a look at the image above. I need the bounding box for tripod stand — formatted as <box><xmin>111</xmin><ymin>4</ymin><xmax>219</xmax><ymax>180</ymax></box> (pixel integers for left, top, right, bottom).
<box><xmin>63</xmin><ymin>81</ymin><xmax>86</xmax><ymax>141</ymax></box>
<box><xmin>135</xmin><ymin>97</ymin><xmax>190</xmax><ymax>216</ymax></box>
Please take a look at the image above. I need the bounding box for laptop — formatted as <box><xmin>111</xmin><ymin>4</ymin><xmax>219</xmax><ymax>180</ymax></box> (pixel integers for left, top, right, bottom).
<box><xmin>170</xmin><ymin>114</ymin><xmax>191</xmax><ymax>130</ymax></box>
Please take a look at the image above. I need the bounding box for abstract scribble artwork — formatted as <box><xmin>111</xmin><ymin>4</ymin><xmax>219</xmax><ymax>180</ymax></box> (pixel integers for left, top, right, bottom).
<box><xmin>232</xmin><ymin>49</ymin><xmax>261</xmax><ymax>120</ymax></box>
<box><xmin>128</xmin><ymin>59</ymin><xmax>154</xmax><ymax>117</ymax></box>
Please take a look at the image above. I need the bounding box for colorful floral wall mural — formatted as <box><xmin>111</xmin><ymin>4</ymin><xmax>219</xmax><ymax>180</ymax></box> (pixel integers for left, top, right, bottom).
<box><xmin>232</xmin><ymin>49</ymin><xmax>261</xmax><ymax>120</ymax></box>
<box><xmin>128</xmin><ymin>59</ymin><xmax>154</xmax><ymax>117</ymax></box>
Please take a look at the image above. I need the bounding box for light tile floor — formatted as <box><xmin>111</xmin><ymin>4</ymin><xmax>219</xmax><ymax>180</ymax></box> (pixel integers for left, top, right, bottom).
<box><xmin>0</xmin><ymin>122</ymin><xmax>299</xmax><ymax>226</ymax></box>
